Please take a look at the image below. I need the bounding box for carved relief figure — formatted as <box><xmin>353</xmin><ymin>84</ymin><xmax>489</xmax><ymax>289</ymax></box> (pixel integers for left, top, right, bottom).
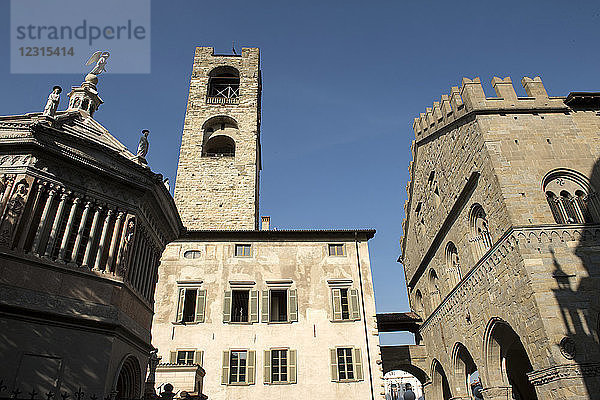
<box><xmin>117</xmin><ymin>216</ymin><xmax>136</xmax><ymax>276</ymax></box>
<box><xmin>0</xmin><ymin>179</ymin><xmax>30</xmax><ymax>247</ymax></box>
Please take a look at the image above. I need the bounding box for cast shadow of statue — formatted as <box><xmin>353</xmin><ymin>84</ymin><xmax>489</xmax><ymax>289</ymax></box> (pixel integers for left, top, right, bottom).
<box><xmin>551</xmin><ymin>157</ymin><xmax>600</xmax><ymax>398</ymax></box>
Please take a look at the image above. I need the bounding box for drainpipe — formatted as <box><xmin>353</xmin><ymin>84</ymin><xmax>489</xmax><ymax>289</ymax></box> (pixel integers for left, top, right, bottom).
<box><xmin>355</xmin><ymin>232</ymin><xmax>375</xmax><ymax>400</ymax></box>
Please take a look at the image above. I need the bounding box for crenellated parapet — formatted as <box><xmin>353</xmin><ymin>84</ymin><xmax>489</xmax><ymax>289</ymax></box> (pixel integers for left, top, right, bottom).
<box><xmin>412</xmin><ymin>76</ymin><xmax>568</xmax><ymax>141</ymax></box>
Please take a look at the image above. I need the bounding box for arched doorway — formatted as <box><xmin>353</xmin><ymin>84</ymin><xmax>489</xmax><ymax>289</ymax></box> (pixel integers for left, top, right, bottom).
<box><xmin>431</xmin><ymin>359</ymin><xmax>452</xmax><ymax>400</ymax></box>
<box><xmin>115</xmin><ymin>355</ymin><xmax>142</xmax><ymax>400</ymax></box>
<box><xmin>383</xmin><ymin>369</ymin><xmax>426</xmax><ymax>400</ymax></box>
<box><xmin>485</xmin><ymin>319</ymin><xmax>538</xmax><ymax>400</ymax></box>
<box><xmin>452</xmin><ymin>343</ymin><xmax>480</xmax><ymax>398</ymax></box>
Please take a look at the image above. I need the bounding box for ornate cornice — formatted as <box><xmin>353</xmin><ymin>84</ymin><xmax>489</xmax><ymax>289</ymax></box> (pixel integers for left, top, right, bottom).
<box><xmin>528</xmin><ymin>362</ymin><xmax>600</xmax><ymax>385</ymax></box>
<box><xmin>420</xmin><ymin>224</ymin><xmax>600</xmax><ymax>332</ymax></box>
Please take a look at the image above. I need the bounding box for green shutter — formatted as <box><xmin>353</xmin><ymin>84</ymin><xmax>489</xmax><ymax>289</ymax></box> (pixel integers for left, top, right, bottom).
<box><xmin>288</xmin><ymin>289</ymin><xmax>298</xmax><ymax>322</ymax></box>
<box><xmin>250</xmin><ymin>290</ymin><xmax>259</xmax><ymax>323</ymax></box>
<box><xmin>350</xmin><ymin>289</ymin><xmax>361</xmax><ymax>320</ymax></box>
<box><xmin>176</xmin><ymin>288</ymin><xmax>185</xmax><ymax>322</ymax></box>
<box><xmin>195</xmin><ymin>289</ymin><xmax>206</xmax><ymax>322</ymax></box>
<box><xmin>223</xmin><ymin>291</ymin><xmax>231</xmax><ymax>323</ymax></box>
<box><xmin>261</xmin><ymin>290</ymin><xmax>270</xmax><ymax>322</ymax></box>
<box><xmin>169</xmin><ymin>351</ymin><xmax>177</xmax><ymax>364</ymax></box>
<box><xmin>194</xmin><ymin>350</ymin><xmax>203</xmax><ymax>366</ymax></box>
<box><xmin>353</xmin><ymin>348</ymin><xmax>363</xmax><ymax>381</ymax></box>
<box><xmin>330</xmin><ymin>349</ymin><xmax>339</xmax><ymax>382</ymax></box>
<box><xmin>221</xmin><ymin>351</ymin><xmax>230</xmax><ymax>385</ymax></box>
<box><xmin>263</xmin><ymin>350</ymin><xmax>271</xmax><ymax>384</ymax></box>
<box><xmin>332</xmin><ymin>289</ymin><xmax>342</xmax><ymax>321</ymax></box>
<box><xmin>288</xmin><ymin>349</ymin><xmax>297</xmax><ymax>384</ymax></box>
<box><xmin>247</xmin><ymin>350</ymin><xmax>256</xmax><ymax>385</ymax></box>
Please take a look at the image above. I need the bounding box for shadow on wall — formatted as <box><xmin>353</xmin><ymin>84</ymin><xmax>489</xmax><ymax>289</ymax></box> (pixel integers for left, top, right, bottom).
<box><xmin>0</xmin><ymin>318</ymin><xmax>140</xmax><ymax>399</ymax></box>
<box><xmin>554</xmin><ymin>157</ymin><xmax>600</xmax><ymax>398</ymax></box>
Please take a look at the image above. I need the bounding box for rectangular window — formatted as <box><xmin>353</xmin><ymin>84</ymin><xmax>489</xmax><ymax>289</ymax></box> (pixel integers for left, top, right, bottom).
<box><xmin>264</xmin><ymin>349</ymin><xmax>297</xmax><ymax>384</ymax></box>
<box><xmin>176</xmin><ymin>288</ymin><xmax>206</xmax><ymax>323</ymax></box>
<box><xmin>330</xmin><ymin>348</ymin><xmax>363</xmax><ymax>382</ymax></box>
<box><xmin>271</xmin><ymin>349</ymin><xmax>288</xmax><ymax>383</ymax></box>
<box><xmin>337</xmin><ymin>348</ymin><xmax>354</xmax><ymax>381</ymax></box>
<box><xmin>270</xmin><ymin>290</ymin><xmax>288</xmax><ymax>322</ymax></box>
<box><xmin>231</xmin><ymin>290</ymin><xmax>250</xmax><ymax>322</ymax></box>
<box><xmin>230</xmin><ymin>351</ymin><xmax>247</xmax><ymax>384</ymax></box>
<box><xmin>182</xmin><ymin>288</ymin><xmax>197</xmax><ymax>322</ymax></box>
<box><xmin>331</xmin><ymin>287</ymin><xmax>360</xmax><ymax>321</ymax></box>
<box><xmin>328</xmin><ymin>244</ymin><xmax>345</xmax><ymax>256</ymax></box>
<box><xmin>235</xmin><ymin>244</ymin><xmax>251</xmax><ymax>257</ymax></box>
<box><xmin>339</xmin><ymin>288</ymin><xmax>350</xmax><ymax>320</ymax></box>
<box><xmin>177</xmin><ymin>350</ymin><xmax>195</xmax><ymax>365</ymax></box>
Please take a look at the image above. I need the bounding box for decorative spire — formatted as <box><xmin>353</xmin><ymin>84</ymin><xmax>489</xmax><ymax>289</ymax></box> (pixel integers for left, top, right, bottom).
<box><xmin>66</xmin><ymin>51</ymin><xmax>110</xmax><ymax>118</ymax></box>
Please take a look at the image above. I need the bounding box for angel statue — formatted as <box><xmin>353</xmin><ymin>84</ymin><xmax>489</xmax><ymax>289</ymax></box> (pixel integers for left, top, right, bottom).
<box><xmin>86</xmin><ymin>51</ymin><xmax>110</xmax><ymax>75</ymax></box>
<box><xmin>137</xmin><ymin>129</ymin><xmax>150</xmax><ymax>158</ymax></box>
<box><xmin>42</xmin><ymin>86</ymin><xmax>62</xmax><ymax>117</ymax></box>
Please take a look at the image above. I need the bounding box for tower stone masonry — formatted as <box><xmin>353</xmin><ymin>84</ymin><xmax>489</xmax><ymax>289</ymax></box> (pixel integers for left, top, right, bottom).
<box><xmin>174</xmin><ymin>47</ymin><xmax>261</xmax><ymax>230</ymax></box>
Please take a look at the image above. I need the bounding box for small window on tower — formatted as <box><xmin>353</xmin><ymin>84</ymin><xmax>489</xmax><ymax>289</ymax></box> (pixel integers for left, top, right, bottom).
<box><xmin>207</xmin><ymin>66</ymin><xmax>240</xmax><ymax>103</ymax></box>
<box><xmin>204</xmin><ymin>135</ymin><xmax>235</xmax><ymax>157</ymax></box>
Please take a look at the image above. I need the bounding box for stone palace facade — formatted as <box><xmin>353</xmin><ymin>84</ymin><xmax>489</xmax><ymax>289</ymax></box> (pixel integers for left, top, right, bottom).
<box><xmin>400</xmin><ymin>76</ymin><xmax>600</xmax><ymax>399</ymax></box>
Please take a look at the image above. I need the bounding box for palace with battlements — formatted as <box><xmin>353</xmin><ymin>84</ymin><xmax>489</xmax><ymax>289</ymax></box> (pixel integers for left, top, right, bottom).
<box><xmin>397</xmin><ymin>76</ymin><xmax>600</xmax><ymax>399</ymax></box>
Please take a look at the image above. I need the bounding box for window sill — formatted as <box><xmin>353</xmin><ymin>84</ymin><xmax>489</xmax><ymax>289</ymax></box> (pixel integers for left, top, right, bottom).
<box><xmin>267</xmin><ymin>320</ymin><xmax>292</xmax><ymax>324</ymax></box>
<box><xmin>172</xmin><ymin>321</ymin><xmax>203</xmax><ymax>325</ymax></box>
<box><xmin>266</xmin><ymin>382</ymin><xmax>295</xmax><ymax>385</ymax></box>
<box><xmin>227</xmin><ymin>321</ymin><xmax>254</xmax><ymax>325</ymax></box>
<box><xmin>331</xmin><ymin>319</ymin><xmax>359</xmax><ymax>323</ymax></box>
<box><xmin>225</xmin><ymin>383</ymin><xmax>252</xmax><ymax>386</ymax></box>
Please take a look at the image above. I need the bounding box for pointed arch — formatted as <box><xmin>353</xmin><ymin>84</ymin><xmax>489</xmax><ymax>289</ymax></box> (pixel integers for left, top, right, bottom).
<box><xmin>430</xmin><ymin>359</ymin><xmax>452</xmax><ymax>400</ymax></box>
<box><xmin>114</xmin><ymin>354</ymin><xmax>142</xmax><ymax>400</ymax></box>
<box><xmin>483</xmin><ymin>318</ymin><xmax>538</xmax><ymax>399</ymax></box>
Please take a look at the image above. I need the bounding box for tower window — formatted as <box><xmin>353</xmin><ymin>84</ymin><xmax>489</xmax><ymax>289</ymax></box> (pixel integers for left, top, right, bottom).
<box><xmin>208</xmin><ymin>66</ymin><xmax>240</xmax><ymax>100</ymax></box>
<box><xmin>204</xmin><ymin>135</ymin><xmax>235</xmax><ymax>157</ymax></box>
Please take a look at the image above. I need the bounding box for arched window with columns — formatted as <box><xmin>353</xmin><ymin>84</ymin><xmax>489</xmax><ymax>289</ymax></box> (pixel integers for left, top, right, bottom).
<box><xmin>543</xmin><ymin>169</ymin><xmax>600</xmax><ymax>224</ymax></box>
<box><xmin>445</xmin><ymin>241</ymin><xmax>462</xmax><ymax>288</ymax></box>
<box><xmin>469</xmin><ymin>204</ymin><xmax>492</xmax><ymax>260</ymax></box>
<box><xmin>428</xmin><ymin>269</ymin><xmax>442</xmax><ymax>311</ymax></box>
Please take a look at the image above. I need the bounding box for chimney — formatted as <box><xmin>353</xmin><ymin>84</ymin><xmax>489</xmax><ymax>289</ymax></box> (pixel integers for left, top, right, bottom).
<box><xmin>261</xmin><ymin>216</ymin><xmax>270</xmax><ymax>231</ymax></box>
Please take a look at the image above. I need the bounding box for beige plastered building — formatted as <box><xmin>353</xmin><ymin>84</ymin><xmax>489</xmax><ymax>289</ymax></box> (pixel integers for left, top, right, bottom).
<box><xmin>151</xmin><ymin>47</ymin><xmax>384</xmax><ymax>400</ymax></box>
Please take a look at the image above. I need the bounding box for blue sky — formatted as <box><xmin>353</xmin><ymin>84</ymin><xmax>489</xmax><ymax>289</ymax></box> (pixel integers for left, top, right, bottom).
<box><xmin>1</xmin><ymin>0</ymin><xmax>599</xmax><ymax>344</ymax></box>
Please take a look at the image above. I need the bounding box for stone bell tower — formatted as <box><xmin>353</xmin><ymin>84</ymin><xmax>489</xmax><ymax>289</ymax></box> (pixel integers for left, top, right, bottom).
<box><xmin>174</xmin><ymin>47</ymin><xmax>261</xmax><ymax>230</ymax></box>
